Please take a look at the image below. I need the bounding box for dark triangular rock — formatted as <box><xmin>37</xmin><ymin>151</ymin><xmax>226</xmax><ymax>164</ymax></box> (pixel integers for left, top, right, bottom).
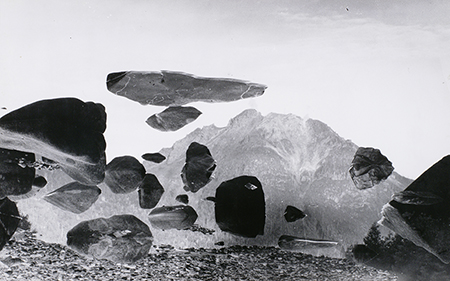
<box><xmin>43</xmin><ymin>182</ymin><xmax>101</xmax><ymax>214</ymax></box>
<box><xmin>349</xmin><ymin>147</ymin><xmax>394</xmax><ymax>189</ymax></box>
<box><xmin>141</xmin><ymin>153</ymin><xmax>166</xmax><ymax>164</ymax></box>
<box><xmin>105</xmin><ymin>156</ymin><xmax>146</xmax><ymax>194</ymax></box>
<box><xmin>0</xmin><ymin>98</ymin><xmax>107</xmax><ymax>185</ymax></box>
<box><xmin>214</xmin><ymin>176</ymin><xmax>265</xmax><ymax>238</ymax></box>
<box><xmin>379</xmin><ymin>155</ymin><xmax>450</xmax><ymax>264</ymax></box>
<box><xmin>138</xmin><ymin>174</ymin><xmax>164</xmax><ymax>209</ymax></box>
<box><xmin>0</xmin><ymin>148</ymin><xmax>35</xmax><ymax>199</ymax></box>
<box><xmin>32</xmin><ymin>176</ymin><xmax>47</xmax><ymax>188</ymax></box>
<box><xmin>0</xmin><ymin>198</ymin><xmax>21</xmax><ymax>251</ymax></box>
<box><xmin>175</xmin><ymin>194</ymin><xmax>189</xmax><ymax>204</ymax></box>
<box><xmin>284</xmin><ymin>205</ymin><xmax>306</xmax><ymax>222</ymax></box>
<box><xmin>148</xmin><ymin>205</ymin><xmax>198</xmax><ymax>230</ymax></box>
<box><xmin>181</xmin><ymin>142</ymin><xmax>216</xmax><ymax>193</ymax></box>
<box><xmin>146</xmin><ymin>106</ymin><xmax>202</xmax><ymax>132</ymax></box>
<box><xmin>67</xmin><ymin>214</ymin><xmax>153</xmax><ymax>263</ymax></box>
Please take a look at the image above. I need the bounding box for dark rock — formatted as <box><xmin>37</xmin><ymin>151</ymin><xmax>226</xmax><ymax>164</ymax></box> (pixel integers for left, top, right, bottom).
<box><xmin>32</xmin><ymin>176</ymin><xmax>47</xmax><ymax>188</ymax></box>
<box><xmin>175</xmin><ymin>194</ymin><xmax>189</xmax><ymax>204</ymax></box>
<box><xmin>106</xmin><ymin>70</ymin><xmax>267</xmax><ymax>106</ymax></box>
<box><xmin>284</xmin><ymin>205</ymin><xmax>306</xmax><ymax>222</ymax></box>
<box><xmin>41</xmin><ymin>157</ymin><xmax>57</xmax><ymax>165</ymax></box>
<box><xmin>215</xmin><ymin>241</ymin><xmax>225</xmax><ymax>246</ymax></box>
<box><xmin>141</xmin><ymin>153</ymin><xmax>166</xmax><ymax>164</ymax></box>
<box><xmin>146</xmin><ymin>106</ymin><xmax>202</xmax><ymax>132</ymax></box>
<box><xmin>187</xmin><ymin>224</ymin><xmax>215</xmax><ymax>235</ymax></box>
<box><xmin>0</xmin><ymin>197</ymin><xmax>21</xmax><ymax>251</ymax></box>
<box><xmin>0</xmin><ymin>148</ymin><xmax>35</xmax><ymax>199</ymax></box>
<box><xmin>205</xmin><ymin>196</ymin><xmax>216</xmax><ymax>202</ymax></box>
<box><xmin>105</xmin><ymin>156</ymin><xmax>146</xmax><ymax>194</ymax></box>
<box><xmin>352</xmin><ymin>244</ymin><xmax>378</xmax><ymax>262</ymax></box>
<box><xmin>0</xmin><ymin>98</ymin><xmax>107</xmax><ymax>185</ymax></box>
<box><xmin>43</xmin><ymin>182</ymin><xmax>101</xmax><ymax>214</ymax></box>
<box><xmin>181</xmin><ymin>142</ymin><xmax>216</xmax><ymax>193</ymax></box>
<box><xmin>392</xmin><ymin>190</ymin><xmax>443</xmax><ymax>206</ymax></box>
<box><xmin>138</xmin><ymin>174</ymin><xmax>164</xmax><ymax>209</ymax></box>
<box><xmin>66</xmin><ymin>214</ymin><xmax>153</xmax><ymax>263</ymax></box>
<box><xmin>214</xmin><ymin>176</ymin><xmax>265</xmax><ymax>238</ymax></box>
<box><xmin>349</xmin><ymin>147</ymin><xmax>394</xmax><ymax>189</ymax></box>
<box><xmin>379</xmin><ymin>155</ymin><xmax>450</xmax><ymax>264</ymax></box>
<box><xmin>148</xmin><ymin>205</ymin><xmax>198</xmax><ymax>230</ymax></box>
<box><xmin>278</xmin><ymin>235</ymin><xmax>340</xmax><ymax>251</ymax></box>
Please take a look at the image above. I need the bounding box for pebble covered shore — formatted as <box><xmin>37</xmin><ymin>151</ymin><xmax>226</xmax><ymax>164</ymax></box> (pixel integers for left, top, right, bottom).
<box><xmin>0</xmin><ymin>230</ymin><xmax>398</xmax><ymax>281</ymax></box>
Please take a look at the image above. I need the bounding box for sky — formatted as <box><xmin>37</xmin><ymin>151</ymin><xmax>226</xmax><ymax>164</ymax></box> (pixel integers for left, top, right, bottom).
<box><xmin>1</xmin><ymin>0</ymin><xmax>449</xmax><ymax>179</ymax></box>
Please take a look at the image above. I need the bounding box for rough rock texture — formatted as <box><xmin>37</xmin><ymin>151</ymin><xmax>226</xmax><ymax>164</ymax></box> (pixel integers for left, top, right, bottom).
<box><xmin>148</xmin><ymin>205</ymin><xmax>198</xmax><ymax>230</ymax></box>
<box><xmin>104</xmin><ymin>156</ymin><xmax>146</xmax><ymax>194</ymax></box>
<box><xmin>146</xmin><ymin>106</ymin><xmax>202</xmax><ymax>132</ymax></box>
<box><xmin>175</xmin><ymin>194</ymin><xmax>189</xmax><ymax>204</ymax></box>
<box><xmin>0</xmin><ymin>148</ymin><xmax>35</xmax><ymax>199</ymax></box>
<box><xmin>106</xmin><ymin>70</ymin><xmax>267</xmax><ymax>106</ymax></box>
<box><xmin>214</xmin><ymin>176</ymin><xmax>265</xmax><ymax>238</ymax></box>
<box><xmin>0</xmin><ymin>98</ymin><xmax>107</xmax><ymax>185</ymax></box>
<box><xmin>181</xmin><ymin>142</ymin><xmax>216</xmax><ymax>193</ymax></box>
<box><xmin>0</xmin><ymin>198</ymin><xmax>20</xmax><ymax>251</ymax></box>
<box><xmin>349</xmin><ymin>147</ymin><xmax>394</xmax><ymax>190</ymax></box>
<box><xmin>141</xmin><ymin>153</ymin><xmax>166</xmax><ymax>164</ymax></box>
<box><xmin>278</xmin><ymin>235</ymin><xmax>343</xmax><ymax>258</ymax></box>
<box><xmin>66</xmin><ymin>214</ymin><xmax>153</xmax><ymax>263</ymax></box>
<box><xmin>138</xmin><ymin>174</ymin><xmax>164</xmax><ymax>209</ymax></box>
<box><xmin>43</xmin><ymin>182</ymin><xmax>101</xmax><ymax>214</ymax></box>
<box><xmin>379</xmin><ymin>155</ymin><xmax>450</xmax><ymax>264</ymax></box>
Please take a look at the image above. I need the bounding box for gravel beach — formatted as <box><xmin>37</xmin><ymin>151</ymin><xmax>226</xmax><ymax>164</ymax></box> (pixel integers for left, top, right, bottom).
<box><xmin>0</xmin><ymin>230</ymin><xmax>398</xmax><ymax>281</ymax></box>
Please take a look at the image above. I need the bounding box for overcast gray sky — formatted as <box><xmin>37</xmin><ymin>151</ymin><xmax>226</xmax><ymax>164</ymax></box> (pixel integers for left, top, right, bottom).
<box><xmin>1</xmin><ymin>0</ymin><xmax>449</xmax><ymax>179</ymax></box>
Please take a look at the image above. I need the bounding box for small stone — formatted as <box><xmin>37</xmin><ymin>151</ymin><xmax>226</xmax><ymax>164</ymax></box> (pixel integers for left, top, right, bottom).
<box><xmin>146</xmin><ymin>106</ymin><xmax>202</xmax><ymax>132</ymax></box>
<box><xmin>105</xmin><ymin>156</ymin><xmax>146</xmax><ymax>194</ymax></box>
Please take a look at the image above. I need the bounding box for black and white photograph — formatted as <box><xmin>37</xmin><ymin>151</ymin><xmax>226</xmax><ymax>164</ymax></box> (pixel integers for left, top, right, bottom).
<box><xmin>1</xmin><ymin>1</ymin><xmax>450</xmax><ymax>280</ymax></box>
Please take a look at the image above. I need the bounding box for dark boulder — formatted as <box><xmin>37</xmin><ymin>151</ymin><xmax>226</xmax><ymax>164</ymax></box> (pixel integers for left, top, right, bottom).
<box><xmin>0</xmin><ymin>98</ymin><xmax>107</xmax><ymax>185</ymax></box>
<box><xmin>32</xmin><ymin>176</ymin><xmax>47</xmax><ymax>188</ymax></box>
<box><xmin>349</xmin><ymin>147</ymin><xmax>394</xmax><ymax>189</ymax></box>
<box><xmin>0</xmin><ymin>197</ymin><xmax>21</xmax><ymax>251</ymax></box>
<box><xmin>148</xmin><ymin>205</ymin><xmax>198</xmax><ymax>230</ymax></box>
<box><xmin>175</xmin><ymin>194</ymin><xmax>189</xmax><ymax>204</ymax></box>
<box><xmin>214</xmin><ymin>176</ymin><xmax>265</xmax><ymax>238</ymax></box>
<box><xmin>138</xmin><ymin>174</ymin><xmax>164</xmax><ymax>209</ymax></box>
<box><xmin>284</xmin><ymin>205</ymin><xmax>306</xmax><ymax>222</ymax></box>
<box><xmin>43</xmin><ymin>182</ymin><xmax>101</xmax><ymax>214</ymax></box>
<box><xmin>379</xmin><ymin>155</ymin><xmax>450</xmax><ymax>264</ymax></box>
<box><xmin>106</xmin><ymin>70</ymin><xmax>267</xmax><ymax>106</ymax></box>
<box><xmin>104</xmin><ymin>156</ymin><xmax>146</xmax><ymax>194</ymax></box>
<box><xmin>66</xmin><ymin>214</ymin><xmax>153</xmax><ymax>263</ymax></box>
<box><xmin>0</xmin><ymin>148</ymin><xmax>35</xmax><ymax>199</ymax></box>
<box><xmin>146</xmin><ymin>106</ymin><xmax>202</xmax><ymax>132</ymax></box>
<box><xmin>181</xmin><ymin>142</ymin><xmax>216</xmax><ymax>193</ymax></box>
<box><xmin>141</xmin><ymin>153</ymin><xmax>166</xmax><ymax>164</ymax></box>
